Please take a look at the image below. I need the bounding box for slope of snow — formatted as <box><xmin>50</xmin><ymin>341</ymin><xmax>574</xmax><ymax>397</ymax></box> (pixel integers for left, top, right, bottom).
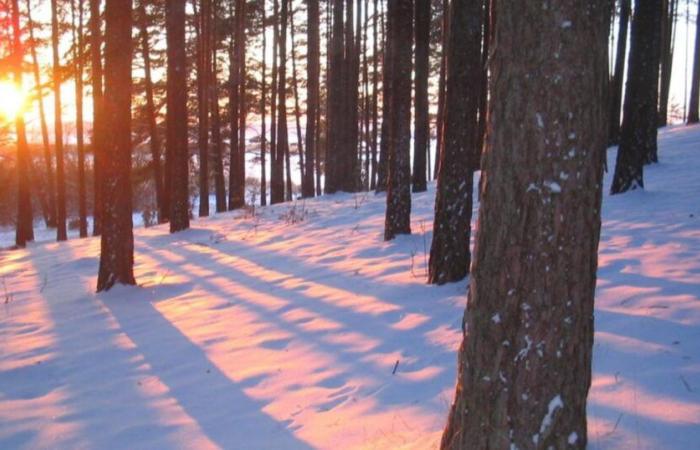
<box><xmin>1</xmin><ymin>125</ymin><xmax>699</xmax><ymax>449</ymax></box>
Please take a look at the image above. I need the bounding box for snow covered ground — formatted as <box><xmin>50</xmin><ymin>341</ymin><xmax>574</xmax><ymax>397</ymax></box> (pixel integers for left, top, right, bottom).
<box><xmin>1</xmin><ymin>125</ymin><xmax>699</xmax><ymax>449</ymax></box>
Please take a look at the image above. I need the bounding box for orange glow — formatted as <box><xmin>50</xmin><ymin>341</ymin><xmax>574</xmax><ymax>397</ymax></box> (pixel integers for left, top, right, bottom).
<box><xmin>0</xmin><ymin>80</ymin><xmax>27</xmax><ymax>121</ymax></box>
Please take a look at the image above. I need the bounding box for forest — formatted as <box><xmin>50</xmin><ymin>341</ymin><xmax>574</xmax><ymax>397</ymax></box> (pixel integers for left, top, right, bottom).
<box><xmin>1</xmin><ymin>0</ymin><xmax>700</xmax><ymax>449</ymax></box>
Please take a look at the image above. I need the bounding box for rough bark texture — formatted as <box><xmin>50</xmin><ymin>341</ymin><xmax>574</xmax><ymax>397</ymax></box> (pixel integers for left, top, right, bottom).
<box><xmin>428</xmin><ymin>0</ymin><xmax>482</xmax><ymax>285</ymax></box>
<box><xmin>688</xmin><ymin>2</ymin><xmax>700</xmax><ymax>124</ymax></box>
<box><xmin>89</xmin><ymin>0</ymin><xmax>105</xmax><ymax>234</ymax></box>
<box><xmin>611</xmin><ymin>0</ymin><xmax>662</xmax><ymax>194</ymax></box>
<box><xmin>303</xmin><ymin>0</ymin><xmax>320</xmax><ymax>198</ymax></box>
<box><xmin>97</xmin><ymin>0</ymin><xmax>135</xmax><ymax>292</ymax></box>
<box><xmin>51</xmin><ymin>0</ymin><xmax>68</xmax><ymax>241</ymax></box>
<box><xmin>383</xmin><ymin>0</ymin><xmax>412</xmax><ymax>241</ymax></box>
<box><xmin>412</xmin><ymin>0</ymin><xmax>429</xmax><ymax>193</ymax></box>
<box><xmin>440</xmin><ymin>1</ymin><xmax>608</xmax><ymax>448</ymax></box>
<box><xmin>608</xmin><ymin>0</ymin><xmax>630</xmax><ymax>145</ymax></box>
<box><xmin>166</xmin><ymin>0</ymin><xmax>190</xmax><ymax>232</ymax></box>
<box><xmin>13</xmin><ymin>0</ymin><xmax>34</xmax><ymax>247</ymax></box>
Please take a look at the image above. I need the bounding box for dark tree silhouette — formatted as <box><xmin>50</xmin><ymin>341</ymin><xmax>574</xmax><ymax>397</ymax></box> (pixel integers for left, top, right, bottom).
<box><xmin>608</xmin><ymin>0</ymin><xmax>630</xmax><ymax>145</ymax></box>
<box><xmin>51</xmin><ymin>0</ymin><xmax>68</xmax><ymax>241</ymax></box>
<box><xmin>412</xmin><ymin>0</ymin><xmax>429</xmax><ymax>193</ymax></box>
<box><xmin>90</xmin><ymin>0</ymin><xmax>106</xmax><ymax>234</ymax></box>
<box><xmin>688</xmin><ymin>1</ymin><xmax>700</xmax><ymax>124</ymax></box>
<box><xmin>303</xmin><ymin>0</ymin><xmax>320</xmax><ymax>198</ymax></box>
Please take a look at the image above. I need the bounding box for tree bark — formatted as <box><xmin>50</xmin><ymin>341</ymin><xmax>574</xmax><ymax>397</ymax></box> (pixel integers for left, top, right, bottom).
<box><xmin>657</xmin><ymin>0</ymin><xmax>676</xmax><ymax>127</ymax></box>
<box><xmin>166</xmin><ymin>0</ymin><xmax>190</xmax><ymax>232</ymax></box>
<box><xmin>71</xmin><ymin>0</ymin><xmax>88</xmax><ymax>237</ymax></box>
<box><xmin>412</xmin><ymin>0</ymin><xmax>429</xmax><ymax>193</ymax></box>
<box><xmin>12</xmin><ymin>0</ymin><xmax>34</xmax><ymax>247</ymax></box>
<box><xmin>211</xmin><ymin>1</ymin><xmax>227</xmax><ymax>213</ymax></box>
<box><xmin>688</xmin><ymin>1</ymin><xmax>700</xmax><ymax>123</ymax></box>
<box><xmin>434</xmin><ymin>0</ymin><xmax>448</xmax><ymax>179</ymax></box>
<box><xmin>303</xmin><ymin>0</ymin><xmax>320</xmax><ymax>198</ymax></box>
<box><xmin>273</xmin><ymin>0</ymin><xmax>290</xmax><ymax>203</ymax></box>
<box><xmin>260</xmin><ymin>0</ymin><xmax>268</xmax><ymax>206</ymax></box>
<box><xmin>97</xmin><ymin>0</ymin><xmax>136</xmax><ymax>291</ymax></box>
<box><xmin>51</xmin><ymin>0</ymin><xmax>68</xmax><ymax>241</ymax></box>
<box><xmin>89</xmin><ymin>0</ymin><xmax>105</xmax><ymax>235</ymax></box>
<box><xmin>608</xmin><ymin>0</ymin><xmax>630</xmax><ymax>145</ymax></box>
<box><xmin>370</xmin><ymin>0</ymin><xmax>379</xmax><ymax>190</ymax></box>
<box><xmin>290</xmin><ymin>8</ymin><xmax>306</xmax><ymax>190</ymax></box>
<box><xmin>428</xmin><ymin>0</ymin><xmax>482</xmax><ymax>284</ymax></box>
<box><xmin>440</xmin><ymin>2</ymin><xmax>609</xmax><ymax>447</ymax></box>
<box><xmin>611</xmin><ymin>0</ymin><xmax>662</xmax><ymax>193</ymax></box>
<box><xmin>198</xmin><ymin>0</ymin><xmax>211</xmax><ymax>217</ymax></box>
<box><xmin>383</xmin><ymin>0</ymin><xmax>412</xmax><ymax>241</ymax></box>
<box><xmin>375</xmin><ymin>0</ymin><xmax>389</xmax><ymax>193</ymax></box>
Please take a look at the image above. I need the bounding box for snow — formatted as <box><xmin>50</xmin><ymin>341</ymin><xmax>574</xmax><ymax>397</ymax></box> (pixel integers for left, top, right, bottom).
<box><xmin>1</xmin><ymin>125</ymin><xmax>700</xmax><ymax>448</ymax></box>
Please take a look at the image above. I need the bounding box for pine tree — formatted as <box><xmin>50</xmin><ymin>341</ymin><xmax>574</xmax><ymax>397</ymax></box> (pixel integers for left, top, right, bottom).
<box><xmin>440</xmin><ymin>1</ymin><xmax>609</xmax><ymax>447</ymax></box>
<box><xmin>688</xmin><ymin>1</ymin><xmax>700</xmax><ymax>123</ymax></box>
<box><xmin>72</xmin><ymin>0</ymin><xmax>88</xmax><ymax>238</ymax></box>
<box><xmin>608</xmin><ymin>0</ymin><xmax>630</xmax><ymax>145</ymax></box>
<box><xmin>166</xmin><ymin>0</ymin><xmax>190</xmax><ymax>232</ymax></box>
<box><xmin>303</xmin><ymin>0</ymin><xmax>320</xmax><ymax>198</ymax></box>
<box><xmin>97</xmin><ymin>0</ymin><xmax>136</xmax><ymax>291</ymax></box>
<box><xmin>428</xmin><ymin>0</ymin><xmax>482</xmax><ymax>284</ymax></box>
<box><xmin>611</xmin><ymin>0</ymin><xmax>662</xmax><ymax>194</ymax></box>
<box><xmin>197</xmin><ymin>0</ymin><xmax>211</xmax><ymax>217</ymax></box>
<box><xmin>51</xmin><ymin>0</ymin><xmax>68</xmax><ymax>241</ymax></box>
<box><xmin>383</xmin><ymin>0</ymin><xmax>412</xmax><ymax>241</ymax></box>
<box><xmin>658</xmin><ymin>0</ymin><xmax>677</xmax><ymax>127</ymax></box>
<box><xmin>211</xmin><ymin>0</ymin><xmax>227</xmax><ymax>213</ymax></box>
<box><xmin>90</xmin><ymin>0</ymin><xmax>105</xmax><ymax>234</ymax></box>
<box><xmin>412</xmin><ymin>0</ymin><xmax>429</xmax><ymax>193</ymax></box>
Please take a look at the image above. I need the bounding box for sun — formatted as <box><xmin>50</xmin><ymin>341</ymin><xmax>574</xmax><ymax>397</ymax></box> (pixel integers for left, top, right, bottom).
<box><xmin>0</xmin><ymin>80</ymin><xmax>27</xmax><ymax>121</ymax></box>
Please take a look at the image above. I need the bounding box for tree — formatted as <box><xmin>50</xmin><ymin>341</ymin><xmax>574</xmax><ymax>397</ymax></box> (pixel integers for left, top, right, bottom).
<box><xmin>433</xmin><ymin>0</ymin><xmax>448</xmax><ymax>179</ymax></box>
<box><xmin>12</xmin><ymin>0</ymin><xmax>33</xmax><ymax>248</ymax></box>
<box><xmin>229</xmin><ymin>0</ymin><xmax>247</xmax><ymax>209</ymax></box>
<box><xmin>89</xmin><ymin>0</ymin><xmax>105</xmax><ymax>234</ymax></box>
<box><xmin>72</xmin><ymin>0</ymin><xmax>88</xmax><ymax>238</ymax></box>
<box><xmin>369</xmin><ymin>0</ymin><xmax>379</xmax><ymax>190</ymax></box>
<box><xmin>658</xmin><ymin>0</ymin><xmax>677</xmax><ymax>127</ymax></box>
<box><xmin>428</xmin><ymin>0</ymin><xmax>482</xmax><ymax>284</ymax></box>
<box><xmin>688</xmin><ymin>1</ymin><xmax>700</xmax><ymax>124</ymax></box>
<box><xmin>197</xmin><ymin>0</ymin><xmax>211</xmax><ymax>217</ymax></box>
<box><xmin>97</xmin><ymin>0</ymin><xmax>136</xmax><ymax>291</ymax></box>
<box><xmin>166</xmin><ymin>0</ymin><xmax>190</xmax><ymax>232</ymax></box>
<box><xmin>211</xmin><ymin>0</ymin><xmax>227</xmax><ymax>213</ymax></box>
<box><xmin>440</xmin><ymin>1</ymin><xmax>609</xmax><ymax>447</ymax></box>
<box><xmin>611</xmin><ymin>0</ymin><xmax>662</xmax><ymax>194</ymax></box>
<box><xmin>260</xmin><ymin>0</ymin><xmax>268</xmax><ymax>206</ymax></box>
<box><xmin>412</xmin><ymin>0</ymin><xmax>429</xmax><ymax>193</ymax></box>
<box><xmin>303</xmin><ymin>0</ymin><xmax>320</xmax><ymax>198</ymax></box>
<box><xmin>608</xmin><ymin>0</ymin><xmax>630</xmax><ymax>145</ymax></box>
<box><xmin>51</xmin><ymin>0</ymin><xmax>68</xmax><ymax>241</ymax></box>
<box><xmin>273</xmin><ymin>0</ymin><xmax>290</xmax><ymax>203</ymax></box>
<box><xmin>383</xmin><ymin>0</ymin><xmax>412</xmax><ymax>241</ymax></box>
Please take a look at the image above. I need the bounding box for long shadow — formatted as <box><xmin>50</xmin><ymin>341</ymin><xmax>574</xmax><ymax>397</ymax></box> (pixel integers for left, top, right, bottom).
<box><xmin>100</xmin><ymin>286</ymin><xmax>314</xmax><ymax>450</ymax></box>
<box><xmin>141</xmin><ymin>241</ymin><xmax>459</xmax><ymax>417</ymax></box>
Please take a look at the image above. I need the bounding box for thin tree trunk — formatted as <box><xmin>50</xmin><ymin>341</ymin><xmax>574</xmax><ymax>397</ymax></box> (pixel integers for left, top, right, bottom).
<box><xmin>274</xmin><ymin>0</ymin><xmax>290</xmax><ymax>203</ymax></box>
<box><xmin>51</xmin><ymin>0</ymin><xmax>68</xmax><ymax>241</ymax></box>
<box><xmin>412</xmin><ymin>0</ymin><xmax>429</xmax><ymax>193</ymax></box>
<box><xmin>658</xmin><ymin>0</ymin><xmax>676</xmax><ymax>126</ymax></box>
<box><xmin>90</xmin><ymin>0</ymin><xmax>105</xmax><ymax>234</ymax></box>
<box><xmin>211</xmin><ymin>1</ymin><xmax>227</xmax><ymax>213</ymax></box>
<box><xmin>362</xmin><ymin>0</ymin><xmax>370</xmax><ymax>190</ymax></box>
<box><xmin>27</xmin><ymin>0</ymin><xmax>57</xmax><ymax>228</ymax></box>
<box><xmin>270</xmin><ymin>0</ymin><xmax>285</xmax><ymax>204</ymax></box>
<box><xmin>166</xmin><ymin>0</ymin><xmax>190</xmax><ymax>232</ymax></box>
<box><xmin>434</xmin><ymin>0</ymin><xmax>448</xmax><ymax>179</ymax></box>
<box><xmin>688</xmin><ymin>1</ymin><xmax>700</xmax><ymax>123</ymax></box>
<box><xmin>375</xmin><ymin>0</ymin><xmax>388</xmax><ymax>193</ymax></box>
<box><xmin>71</xmin><ymin>0</ymin><xmax>88</xmax><ymax>237</ymax></box>
<box><xmin>611</xmin><ymin>0</ymin><xmax>662</xmax><ymax>193</ymax></box>
<box><xmin>290</xmin><ymin>8</ymin><xmax>305</xmax><ymax>187</ymax></box>
<box><xmin>97</xmin><ymin>0</ymin><xmax>135</xmax><ymax>291</ymax></box>
<box><xmin>370</xmin><ymin>0</ymin><xmax>379</xmax><ymax>190</ymax></box>
<box><xmin>198</xmin><ymin>0</ymin><xmax>211</xmax><ymax>217</ymax></box>
<box><xmin>261</xmin><ymin>0</ymin><xmax>268</xmax><ymax>206</ymax></box>
<box><xmin>440</xmin><ymin>2</ymin><xmax>609</xmax><ymax>447</ymax></box>
<box><xmin>303</xmin><ymin>0</ymin><xmax>319</xmax><ymax>198</ymax></box>
<box><xmin>237</xmin><ymin>0</ymin><xmax>247</xmax><ymax>206</ymax></box>
<box><xmin>383</xmin><ymin>0</ymin><xmax>412</xmax><ymax>241</ymax></box>
<box><xmin>609</xmin><ymin>0</ymin><xmax>630</xmax><ymax>145</ymax></box>
<box><xmin>12</xmin><ymin>0</ymin><xmax>34</xmax><ymax>247</ymax></box>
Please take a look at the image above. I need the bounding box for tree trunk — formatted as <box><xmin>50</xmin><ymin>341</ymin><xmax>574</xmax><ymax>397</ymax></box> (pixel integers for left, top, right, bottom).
<box><xmin>475</xmin><ymin>0</ymin><xmax>490</xmax><ymax>168</ymax></box>
<box><xmin>211</xmin><ymin>2</ymin><xmax>227</xmax><ymax>213</ymax></box>
<box><xmin>611</xmin><ymin>0</ymin><xmax>662</xmax><ymax>193</ymax></box>
<box><xmin>370</xmin><ymin>0</ymin><xmax>379</xmax><ymax>190</ymax></box>
<box><xmin>375</xmin><ymin>0</ymin><xmax>389</xmax><ymax>193</ymax></box>
<box><xmin>608</xmin><ymin>0</ymin><xmax>630</xmax><ymax>145</ymax></box>
<box><xmin>428</xmin><ymin>0</ymin><xmax>482</xmax><ymax>284</ymax></box>
<box><xmin>290</xmin><ymin>8</ymin><xmax>306</xmax><ymax>189</ymax></box>
<box><xmin>270</xmin><ymin>0</ymin><xmax>280</xmax><ymax>203</ymax></box>
<box><xmin>383</xmin><ymin>0</ymin><xmax>412</xmax><ymax>241</ymax></box>
<box><xmin>274</xmin><ymin>0</ymin><xmax>290</xmax><ymax>203</ymax></box>
<box><xmin>658</xmin><ymin>0</ymin><xmax>676</xmax><ymax>127</ymax></box>
<box><xmin>198</xmin><ymin>0</ymin><xmax>211</xmax><ymax>217</ymax></box>
<box><xmin>89</xmin><ymin>0</ymin><xmax>105</xmax><ymax>235</ymax></box>
<box><xmin>412</xmin><ymin>0</ymin><xmax>429</xmax><ymax>193</ymax></box>
<box><xmin>137</xmin><ymin>0</ymin><xmax>166</xmax><ymax>223</ymax></box>
<box><xmin>261</xmin><ymin>0</ymin><xmax>268</xmax><ymax>206</ymax></box>
<box><xmin>166</xmin><ymin>0</ymin><xmax>190</xmax><ymax>232</ymax></box>
<box><xmin>51</xmin><ymin>0</ymin><xmax>68</xmax><ymax>241</ymax></box>
<box><xmin>71</xmin><ymin>0</ymin><xmax>88</xmax><ymax>238</ymax></box>
<box><xmin>303</xmin><ymin>0</ymin><xmax>319</xmax><ymax>198</ymax></box>
<box><xmin>237</xmin><ymin>0</ymin><xmax>247</xmax><ymax>206</ymax></box>
<box><xmin>27</xmin><ymin>0</ymin><xmax>57</xmax><ymax>228</ymax></box>
<box><xmin>440</xmin><ymin>2</ymin><xmax>609</xmax><ymax>447</ymax></box>
<box><xmin>362</xmin><ymin>0</ymin><xmax>370</xmax><ymax>190</ymax></box>
<box><xmin>688</xmin><ymin>1</ymin><xmax>700</xmax><ymax>123</ymax></box>
<box><xmin>97</xmin><ymin>0</ymin><xmax>136</xmax><ymax>291</ymax></box>
<box><xmin>12</xmin><ymin>0</ymin><xmax>34</xmax><ymax>247</ymax></box>
<box><xmin>434</xmin><ymin>0</ymin><xmax>448</xmax><ymax>179</ymax></box>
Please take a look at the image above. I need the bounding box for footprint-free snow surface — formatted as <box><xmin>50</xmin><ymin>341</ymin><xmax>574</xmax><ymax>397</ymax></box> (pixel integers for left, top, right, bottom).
<box><xmin>1</xmin><ymin>126</ymin><xmax>700</xmax><ymax>449</ymax></box>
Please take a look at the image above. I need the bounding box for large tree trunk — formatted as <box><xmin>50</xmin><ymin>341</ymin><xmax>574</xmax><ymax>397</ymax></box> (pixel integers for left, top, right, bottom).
<box><xmin>138</xmin><ymin>0</ymin><xmax>166</xmax><ymax>223</ymax></box>
<box><xmin>198</xmin><ymin>0</ymin><xmax>211</xmax><ymax>217</ymax></box>
<box><xmin>611</xmin><ymin>0</ymin><xmax>662</xmax><ymax>193</ymax></box>
<box><xmin>608</xmin><ymin>0</ymin><xmax>630</xmax><ymax>145</ymax></box>
<box><xmin>658</xmin><ymin>0</ymin><xmax>677</xmax><ymax>127</ymax></box>
<box><xmin>440</xmin><ymin>1</ymin><xmax>609</xmax><ymax>447</ymax></box>
<box><xmin>688</xmin><ymin>2</ymin><xmax>700</xmax><ymax>123</ymax></box>
<box><xmin>27</xmin><ymin>0</ymin><xmax>57</xmax><ymax>228</ymax></box>
<box><xmin>72</xmin><ymin>0</ymin><xmax>88</xmax><ymax>238</ymax></box>
<box><xmin>166</xmin><ymin>0</ymin><xmax>190</xmax><ymax>232</ymax></box>
<box><xmin>303</xmin><ymin>0</ymin><xmax>319</xmax><ymax>198</ymax></box>
<box><xmin>412</xmin><ymin>0</ymin><xmax>429</xmax><ymax>193</ymax></box>
<box><xmin>428</xmin><ymin>0</ymin><xmax>482</xmax><ymax>284</ymax></box>
<box><xmin>383</xmin><ymin>0</ymin><xmax>412</xmax><ymax>241</ymax></box>
<box><xmin>51</xmin><ymin>0</ymin><xmax>68</xmax><ymax>241</ymax></box>
<box><xmin>97</xmin><ymin>0</ymin><xmax>135</xmax><ymax>292</ymax></box>
<box><xmin>12</xmin><ymin>0</ymin><xmax>33</xmax><ymax>247</ymax></box>
<box><xmin>89</xmin><ymin>0</ymin><xmax>105</xmax><ymax>235</ymax></box>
